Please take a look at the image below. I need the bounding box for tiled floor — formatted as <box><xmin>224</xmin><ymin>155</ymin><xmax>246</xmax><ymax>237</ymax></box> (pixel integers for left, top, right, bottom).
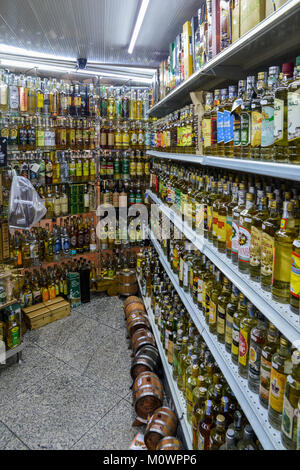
<box><xmin>0</xmin><ymin>295</ymin><xmax>141</xmax><ymax>450</ymax></box>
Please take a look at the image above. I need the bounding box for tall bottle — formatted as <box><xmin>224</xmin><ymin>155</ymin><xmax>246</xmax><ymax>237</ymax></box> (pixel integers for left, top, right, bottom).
<box><xmin>238</xmin><ymin>192</ymin><xmax>256</xmax><ymax>273</ymax></box>
<box><xmin>248</xmin><ymin>312</ymin><xmax>267</xmax><ymax>394</ymax></box>
<box><xmin>281</xmin><ymin>350</ymin><xmax>300</xmax><ymax>450</ymax></box>
<box><xmin>238</xmin><ymin>303</ymin><xmax>258</xmax><ymax>379</ymax></box>
<box><xmin>287</xmin><ymin>56</ymin><xmax>300</xmax><ymax>164</ymax></box>
<box><xmin>260</xmin><ymin>66</ymin><xmax>280</xmax><ymax>160</ymax></box>
<box><xmin>261</xmin><ymin>199</ymin><xmax>281</xmax><ymax>291</ymax></box>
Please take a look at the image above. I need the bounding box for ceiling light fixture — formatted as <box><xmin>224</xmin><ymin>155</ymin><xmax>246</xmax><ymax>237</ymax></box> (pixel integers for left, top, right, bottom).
<box><xmin>128</xmin><ymin>0</ymin><xmax>149</xmax><ymax>55</ymax></box>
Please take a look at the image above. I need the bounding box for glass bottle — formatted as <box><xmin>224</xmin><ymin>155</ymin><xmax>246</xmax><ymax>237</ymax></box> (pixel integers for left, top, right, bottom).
<box><xmin>209</xmin><ymin>414</ymin><xmax>226</xmax><ymax>450</ymax></box>
<box><xmin>248</xmin><ymin>312</ymin><xmax>267</xmax><ymax>393</ymax></box>
<box><xmin>6</xmin><ymin>311</ymin><xmax>20</xmax><ymax>349</ymax></box>
<box><xmin>231</xmin><ymin>183</ymin><xmax>246</xmax><ymax>264</ymax></box>
<box><xmin>287</xmin><ymin>56</ymin><xmax>300</xmax><ymax>164</ymax></box>
<box><xmin>238</xmin><ymin>192</ymin><xmax>256</xmax><ymax>273</ymax></box>
<box><xmin>250</xmin><ymin>72</ymin><xmax>267</xmax><ymax>160</ymax></box>
<box><xmin>272</xmin><ymin>201</ymin><xmax>297</xmax><ymax>303</ymax></box>
<box><xmin>261</xmin><ymin>199</ymin><xmax>281</xmax><ymax>291</ymax></box>
<box><xmin>198</xmin><ymin>399</ymin><xmax>214</xmax><ymax>450</ymax></box>
<box><xmin>231</xmin><ymin>293</ymin><xmax>247</xmax><ymax>365</ymax></box>
<box><xmin>225</xmin><ymin>286</ymin><xmax>239</xmax><ymax>353</ymax></box>
<box><xmin>238</xmin><ymin>303</ymin><xmax>258</xmax><ymax>379</ymax></box>
<box><xmin>216</xmin><ymin>277</ymin><xmax>231</xmax><ymax>344</ymax></box>
<box><xmin>237</xmin><ymin>425</ymin><xmax>257</xmax><ymax>450</ymax></box>
<box><xmin>281</xmin><ymin>350</ymin><xmax>300</xmax><ymax>450</ymax></box>
<box><xmin>250</xmin><ymin>195</ymin><xmax>270</xmax><ymax>282</ymax></box>
<box><xmin>259</xmin><ymin>323</ymin><xmax>279</xmax><ymax>409</ymax></box>
<box><xmin>260</xmin><ymin>66</ymin><xmax>280</xmax><ymax>160</ymax></box>
<box><xmin>192</xmin><ymin>386</ymin><xmax>207</xmax><ymax>450</ymax></box>
<box><xmin>240</xmin><ymin>76</ymin><xmax>255</xmax><ymax>159</ymax></box>
<box><xmin>268</xmin><ymin>337</ymin><xmax>292</xmax><ymax>430</ymax></box>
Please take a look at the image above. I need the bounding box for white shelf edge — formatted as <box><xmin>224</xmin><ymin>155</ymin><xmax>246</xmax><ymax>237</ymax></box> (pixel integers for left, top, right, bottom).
<box><xmin>147</xmin><ymin>151</ymin><xmax>300</xmax><ymax>182</ymax></box>
<box><xmin>4</xmin><ymin>342</ymin><xmax>24</xmax><ymax>360</ymax></box>
<box><xmin>136</xmin><ymin>276</ymin><xmax>193</xmax><ymax>450</ymax></box>
<box><xmin>147</xmin><ymin>189</ymin><xmax>300</xmax><ymax>345</ymax></box>
<box><xmin>148</xmin><ymin>229</ymin><xmax>285</xmax><ymax>450</ymax></box>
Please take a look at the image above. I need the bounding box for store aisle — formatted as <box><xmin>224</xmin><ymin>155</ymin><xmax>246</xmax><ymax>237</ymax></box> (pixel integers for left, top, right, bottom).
<box><xmin>0</xmin><ymin>296</ymin><xmax>140</xmax><ymax>450</ymax></box>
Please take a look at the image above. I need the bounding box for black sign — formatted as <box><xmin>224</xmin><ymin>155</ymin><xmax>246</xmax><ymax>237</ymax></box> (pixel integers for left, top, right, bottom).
<box><xmin>0</xmin><ymin>137</ymin><xmax>7</xmax><ymax>167</ymax></box>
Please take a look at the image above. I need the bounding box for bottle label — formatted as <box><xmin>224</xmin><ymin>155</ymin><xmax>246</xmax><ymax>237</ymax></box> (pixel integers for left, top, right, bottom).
<box><xmin>9</xmin><ymin>86</ymin><xmax>19</xmax><ymax>109</ymax></box>
<box><xmin>231</xmin><ymin>326</ymin><xmax>240</xmax><ymax>356</ymax></box>
<box><xmin>202</xmin><ymin>118</ymin><xmax>212</xmax><ymax>148</ymax></box>
<box><xmin>223</xmin><ymin>110</ymin><xmax>234</xmax><ymax>143</ymax></box>
<box><xmin>251</xmin><ymin>110</ymin><xmax>262</xmax><ymax>147</ymax></box>
<box><xmin>238</xmin><ymin>329</ymin><xmax>249</xmax><ymax>367</ymax></box>
<box><xmin>217</xmin><ymin>215</ymin><xmax>226</xmax><ymax>242</ymax></box>
<box><xmin>231</xmin><ymin>220</ymin><xmax>239</xmax><ymax>254</ymax></box>
<box><xmin>11</xmin><ymin>326</ymin><xmax>20</xmax><ymax>347</ymax></box>
<box><xmin>274</xmin><ymin>98</ymin><xmax>284</xmax><ymax>143</ymax></box>
<box><xmin>217</xmin><ymin>305</ymin><xmax>225</xmax><ymax>335</ymax></box>
<box><xmin>290</xmin><ymin>251</ymin><xmax>300</xmax><ymax>299</ymax></box>
<box><xmin>225</xmin><ymin>313</ymin><xmax>233</xmax><ymax>346</ymax></box>
<box><xmin>207</xmin><ymin>206</ymin><xmax>213</xmax><ymax>232</ymax></box>
<box><xmin>209</xmin><ymin>301</ymin><xmax>216</xmax><ymax>325</ymax></box>
<box><xmin>183</xmin><ymin>262</ymin><xmax>189</xmax><ymax>287</ymax></box>
<box><xmin>226</xmin><ymin>216</ymin><xmax>233</xmax><ymax>250</ymax></box>
<box><xmin>197</xmin><ymin>279</ymin><xmax>203</xmax><ymax>304</ymax></box>
<box><xmin>250</xmin><ymin>226</ymin><xmax>262</xmax><ymax>267</ymax></box>
<box><xmin>261</xmin><ymin>233</ymin><xmax>275</xmax><ymax>277</ymax></box>
<box><xmin>269</xmin><ymin>367</ymin><xmax>287</xmax><ymax>414</ymax></box>
<box><xmin>238</xmin><ymin>226</ymin><xmax>251</xmax><ymax>263</ymax></box>
<box><xmin>241</xmin><ymin>113</ymin><xmax>250</xmax><ymax>146</ymax></box>
<box><xmin>288</xmin><ymin>91</ymin><xmax>300</xmax><ymax>142</ymax></box>
<box><xmin>249</xmin><ymin>343</ymin><xmax>262</xmax><ymax>380</ymax></box>
<box><xmin>233</xmin><ymin>115</ymin><xmax>241</xmax><ymax>146</ymax></box>
<box><xmin>217</xmin><ymin>111</ymin><xmax>224</xmax><ymax>143</ymax></box>
<box><xmin>261</xmin><ymin>105</ymin><xmax>274</xmax><ymax>147</ymax></box>
<box><xmin>281</xmin><ymin>394</ymin><xmax>297</xmax><ymax>442</ymax></box>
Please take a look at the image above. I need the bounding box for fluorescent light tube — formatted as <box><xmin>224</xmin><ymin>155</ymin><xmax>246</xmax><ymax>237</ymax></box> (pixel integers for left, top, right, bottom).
<box><xmin>128</xmin><ymin>0</ymin><xmax>149</xmax><ymax>54</ymax></box>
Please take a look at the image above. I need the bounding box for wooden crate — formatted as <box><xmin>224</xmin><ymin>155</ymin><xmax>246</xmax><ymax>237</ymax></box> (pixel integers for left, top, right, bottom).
<box><xmin>23</xmin><ymin>297</ymin><xmax>71</xmax><ymax>330</ymax></box>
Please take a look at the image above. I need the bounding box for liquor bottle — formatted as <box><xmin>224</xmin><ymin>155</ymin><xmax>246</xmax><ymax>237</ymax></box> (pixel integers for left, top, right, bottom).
<box><xmin>248</xmin><ymin>312</ymin><xmax>267</xmax><ymax>393</ymax></box>
<box><xmin>192</xmin><ymin>386</ymin><xmax>207</xmax><ymax>450</ymax></box>
<box><xmin>273</xmin><ymin>63</ymin><xmax>294</xmax><ymax>162</ymax></box>
<box><xmin>250</xmin><ymin>195</ymin><xmax>269</xmax><ymax>282</ymax></box>
<box><xmin>237</xmin><ymin>425</ymin><xmax>257</xmax><ymax>450</ymax></box>
<box><xmin>186</xmin><ymin>364</ymin><xmax>200</xmax><ymax>424</ymax></box>
<box><xmin>219</xmin><ymin>428</ymin><xmax>238</xmax><ymax>450</ymax></box>
<box><xmin>208</xmin><ymin>270</ymin><xmax>222</xmax><ymax>334</ymax></box>
<box><xmin>238</xmin><ymin>192</ymin><xmax>256</xmax><ymax>273</ymax></box>
<box><xmin>238</xmin><ymin>303</ymin><xmax>258</xmax><ymax>379</ymax></box>
<box><xmin>281</xmin><ymin>350</ymin><xmax>300</xmax><ymax>450</ymax></box>
<box><xmin>260</xmin><ymin>199</ymin><xmax>281</xmax><ymax>291</ymax></box>
<box><xmin>272</xmin><ymin>201</ymin><xmax>297</xmax><ymax>303</ymax></box>
<box><xmin>217</xmin><ymin>182</ymin><xmax>231</xmax><ymax>253</ymax></box>
<box><xmin>233</xmin><ymin>80</ymin><xmax>246</xmax><ymax>158</ymax></box>
<box><xmin>224</xmin><ymin>286</ymin><xmax>239</xmax><ymax>353</ymax></box>
<box><xmin>198</xmin><ymin>399</ymin><xmax>214</xmax><ymax>450</ymax></box>
<box><xmin>6</xmin><ymin>311</ymin><xmax>20</xmax><ymax>349</ymax></box>
<box><xmin>231</xmin><ymin>183</ymin><xmax>246</xmax><ymax>264</ymax></box>
<box><xmin>268</xmin><ymin>337</ymin><xmax>292</xmax><ymax>430</ymax></box>
<box><xmin>240</xmin><ymin>76</ymin><xmax>255</xmax><ymax>159</ymax></box>
<box><xmin>231</xmin><ymin>293</ymin><xmax>247</xmax><ymax>365</ymax></box>
<box><xmin>202</xmin><ymin>92</ymin><xmax>214</xmax><ymax>155</ymax></box>
<box><xmin>216</xmin><ymin>277</ymin><xmax>231</xmax><ymax>343</ymax></box>
<box><xmin>225</xmin><ymin>182</ymin><xmax>238</xmax><ymax>258</ymax></box>
<box><xmin>287</xmin><ymin>56</ymin><xmax>300</xmax><ymax>163</ymax></box>
<box><xmin>250</xmin><ymin>72</ymin><xmax>267</xmax><ymax>160</ymax></box>
<box><xmin>260</xmin><ymin>66</ymin><xmax>280</xmax><ymax>160</ymax></box>
<box><xmin>209</xmin><ymin>414</ymin><xmax>226</xmax><ymax>450</ymax></box>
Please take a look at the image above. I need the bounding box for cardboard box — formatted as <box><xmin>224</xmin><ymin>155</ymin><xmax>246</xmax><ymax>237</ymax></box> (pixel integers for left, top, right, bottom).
<box><xmin>232</xmin><ymin>0</ymin><xmax>241</xmax><ymax>42</ymax></box>
<box><xmin>182</xmin><ymin>21</ymin><xmax>193</xmax><ymax>80</ymax></box>
<box><xmin>266</xmin><ymin>0</ymin><xmax>288</xmax><ymax>16</ymax></box>
<box><xmin>241</xmin><ymin>0</ymin><xmax>265</xmax><ymax>36</ymax></box>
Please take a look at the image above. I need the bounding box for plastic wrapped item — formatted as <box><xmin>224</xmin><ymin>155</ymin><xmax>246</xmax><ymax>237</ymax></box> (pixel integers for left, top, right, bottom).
<box><xmin>8</xmin><ymin>170</ymin><xmax>46</xmax><ymax>230</ymax></box>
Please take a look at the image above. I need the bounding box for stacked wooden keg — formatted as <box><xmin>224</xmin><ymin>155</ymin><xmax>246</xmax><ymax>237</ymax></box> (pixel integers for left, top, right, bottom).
<box><xmin>123</xmin><ymin>295</ymin><xmax>184</xmax><ymax>451</ymax></box>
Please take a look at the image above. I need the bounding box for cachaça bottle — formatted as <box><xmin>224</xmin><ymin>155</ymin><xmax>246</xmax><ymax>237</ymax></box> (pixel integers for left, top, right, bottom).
<box><xmin>208</xmin><ymin>270</ymin><xmax>222</xmax><ymax>334</ymax></box>
<box><xmin>186</xmin><ymin>364</ymin><xmax>200</xmax><ymax>424</ymax></box>
<box><xmin>250</xmin><ymin>194</ymin><xmax>270</xmax><ymax>282</ymax></box>
<box><xmin>177</xmin><ymin>336</ymin><xmax>188</xmax><ymax>391</ymax></box>
<box><xmin>209</xmin><ymin>414</ymin><xmax>226</xmax><ymax>450</ymax></box>
<box><xmin>273</xmin><ymin>63</ymin><xmax>294</xmax><ymax>162</ymax></box>
<box><xmin>202</xmin><ymin>92</ymin><xmax>214</xmax><ymax>155</ymax></box>
<box><xmin>248</xmin><ymin>312</ymin><xmax>267</xmax><ymax>394</ymax></box>
<box><xmin>290</xmin><ymin>227</ymin><xmax>300</xmax><ymax>314</ymax></box>
<box><xmin>259</xmin><ymin>323</ymin><xmax>279</xmax><ymax>409</ymax></box>
<box><xmin>232</xmin><ymin>80</ymin><xmax>246</xmax><ymax>159</ymax></box>
<box><xmin>268</xmin><ymin>337</ymin><xmax>292</xmax><ymax>430</ymax></box>
<box><xmin>260</xmin><ymin>66</ymin><xmax>280</xmax><ymax>161</ymax></box>
<box><xmin>238</xmin><ymin>192</ymin><xmax>256</xmax><ymax>274</ymax></box>
<box><xmin>281</xmin><ymin>350</ymin><xmax>300</xmax><ymax>450</ymax></box>
<box><xmin>287</xmin><ymin>56</ymin><xmax>300</xmax><ymax>163</ymax></box>
<box><xmin>198</xmin><ymin>399</ymin><xmax>214</xmax><ymax>450</ymax></box>
<box><xmin>217</xmin><ymin>182</ymin><xmax>231</xmax><ymax>253</ymax></box>
<box><xmin>237</xmin><ymin>425</ymin><xmax>257</xmax><ymax>450</ymax></box>
<box><xmin>231</xmin><ymin>293</ymin><xmax>248</xmax><ymax>365</ymax></box>
<box><xmin>238</xmin><ymin>303</ymin><xmax>258</xmax><ymax>379</ymax></box>
<box><xmin>240</xmin><ymin>76</ymin><xmax>255</xmax><ymax>159</ymax></box>
<box><xmin>192</xmin><ymin>387</ymin><xmax>207</xmax><ymax>450</ymax></box>
<box><xmin>225</xmin><ymin>286</ymin><xmax>239</xmax><ymax>353</ymax></box>
<box><xmin>272</xmin><ymin>200</ymin><xmax>297</xmax><ymax>303</ymax></box>
<box><xmin>231</xmin><ymin>183</ymin><xmax>246</xmax><ymax>265</ymax></box>
<box><xmin>216</xmin><ymin>277</ymin><xmax>232</xmax><ymax>344</ymax></box>
<box><xmin>219</xmin><ymin>428</ymin><xmax>238</xmax><ymax>450</ymax></box>
<box><xmin>261</xmin><ymin>199</ymin><xmax>281</xmax><ymax>291</ymax></box>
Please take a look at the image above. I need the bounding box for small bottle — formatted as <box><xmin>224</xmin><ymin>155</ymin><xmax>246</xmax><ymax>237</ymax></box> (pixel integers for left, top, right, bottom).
<box><xmin>219</xmin><ymin>428</ymin><xmax>238</xmax><ymax>450</ymax></box>
<box><xmin>209</xmin><ymin>414</ymin><xmax>226</xmax><ymax>450</ymax></box>
<box><xmin>237</xmin><ymin>425</ymin><xmax>257</xmax><ymax>450</ymax></box>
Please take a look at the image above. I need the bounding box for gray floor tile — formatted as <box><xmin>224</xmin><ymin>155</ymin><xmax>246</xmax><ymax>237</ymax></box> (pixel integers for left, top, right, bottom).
<box><xmin>25</xmin><ymin>309</ymin><xmax>116</xmax><ymax>363</ymax></box>
<box><xmin>72</xmin><ymin>399</ymin><xmax>144</xmax><ymax>450</ymax></box>
<box><xmin>78</xmin><ymin>296</ymin><xmax>126</xmax><ymax>331</ymax></box>
<box><xmin>0</xmin><ymin>422</ymin><xmax>28</xmax><ymax>450</ymax></box>
<box><xmin>0</xmin><ymin>363</ymin><xmax>121</xmax><ymax>450</ymax></box>
<box><xmin>0</xmin><ymin>342</ymin><xmax>65</xmax><ymax>407</ymax></box>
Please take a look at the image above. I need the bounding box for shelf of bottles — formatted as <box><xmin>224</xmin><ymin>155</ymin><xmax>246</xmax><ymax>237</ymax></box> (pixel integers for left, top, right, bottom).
<box><xmin>136</xmin><ymin>275</ymin><xmax>193</xmax><ymax>450</ymax></box>
<box><xmin>147</xmin><ymin>189</ymin><xmax>300</xmax><ymax>346</ymax></box>
<box><xmin>149</xmin><ymin>0</ymin><xmax>300</xmax><ymax>118</ymax></box>
<box><xmin>148</xmin><ymin>229</ymin><xmax>285</xmax><ymax>450</ymax></box>
<box><xmin>147</xmin><ymin>152</ymin><xmax>300</xmax><ymax>182</ymax></box>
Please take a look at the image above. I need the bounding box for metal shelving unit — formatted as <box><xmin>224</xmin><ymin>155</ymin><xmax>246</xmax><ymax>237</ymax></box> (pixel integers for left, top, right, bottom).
<box><xmin>147</xmin><ymin>190</ymin><xmax>300</xmax><ymax>346</ymax></box>
<box><xmin>136</xmin><ymin>276</ymin><xmax>193</xmax><ymax>450</ymax></box>
<box><xmin>148</xmin><ymin>229</ymin><xmax>285</xmax><ymax>450</ymax></box>
<box><xmin>0</xmin><ymin>297</ymin><xmax>23</xmax><ymax>364</ymax></box>
<box><xmin>148</xmin><ymin>1</ymin><xmax>300</xmax><ymax>118</ymax></box>
<box><xmin>147</xmin><ymin>151</ymin><xmax>300</xmax><ymax>182</ymax></box>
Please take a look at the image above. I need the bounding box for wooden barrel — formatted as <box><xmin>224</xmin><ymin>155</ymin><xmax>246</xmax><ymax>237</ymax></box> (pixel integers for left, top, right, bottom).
<box><xmin>127</xmin><ymin>312</ymin><xmax>150</xmax><ymax>337</ymax></box>
<box><xmin>118</xmin><ymin>269</ymin><xmax>138</xmax><ymax>296</ymax></box>
<box><xmin>131</xmin><ymin>329</ymin><xmax>156</xmax><ymax>356</ymax></box>
<box><xmin>144</xmin><ymin>408</ymin><xmax>178</xmax><ymax>450</ymax></box>
<box><xmin>124</xmin><ymin>303</ymin><xmax>146</xmax><ymax>320</ymax></box>
<box><xmin>130</xmin><ymin>345</ymin><xmax>160</xmax><ymax>380</ymax></box>
<box><xmin>123</xmin><ymin>296</ymin><xmax>141</xmax><ymax>310</ymax></box>
<box><xmin>156</xmin><ymin>437</ymin><xmax>184</xmax><ymax>451</ymax></box>
<box><xmin>134</xmin><ymin>372</ymin><xmax>163</xmax><ymax>423</ymax></box>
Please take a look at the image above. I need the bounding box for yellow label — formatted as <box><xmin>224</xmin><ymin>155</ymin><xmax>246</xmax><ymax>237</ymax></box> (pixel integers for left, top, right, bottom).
<box><xmin>209</xmin><ymin>301</ymin><xmax>217</xmax><ymax>325</ymax></box>
<box><xmin>250</xmin><ymin>225</ymin><xmax>262</xmax><ymax>267</ymax></box>
<box><xmin>251</xmin><ymin>110</ymin><xmax>262</xmax><ymax>147</ymax></box>
<box><xmin>202</xmin><ymin>118</ymin><xmax>212</xmax><ymax>148</ymax></box>
<box><xmin>269</xmin><ymin>367</ymin><xmax>287</xmax><ymax>413</ymax></box>
<box><xmin>238</xmin><ymin>329</ymin><xmax>249</xmax><ymax>367</ymax></box>
<box><xmin>218</xmin><ymin>215</ymin><xmax>226</xmax><ymax>242</ymax></box>
<box><xmin>290</xmin><ymin>250</ymin><xmax>300</xmax><ymax>299</ymax></box>
<box><xmin>207</xmin><ymin>206</ymin><xmax>213</xmax><ymax>231</ymax></box>
<box><xmin>37</xmin><ymin>93</ymin><xmax>44</xmax><ymax>108</ymax></box>
<box><xmin>212</xmin><ymin>210</ymin><xmax>218</xmax><ymax>237</ymax></box>
<box><xmin>261</xmin><ymin>233</ymin><xmax>274</xmax><ymax>276</ymax></box>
